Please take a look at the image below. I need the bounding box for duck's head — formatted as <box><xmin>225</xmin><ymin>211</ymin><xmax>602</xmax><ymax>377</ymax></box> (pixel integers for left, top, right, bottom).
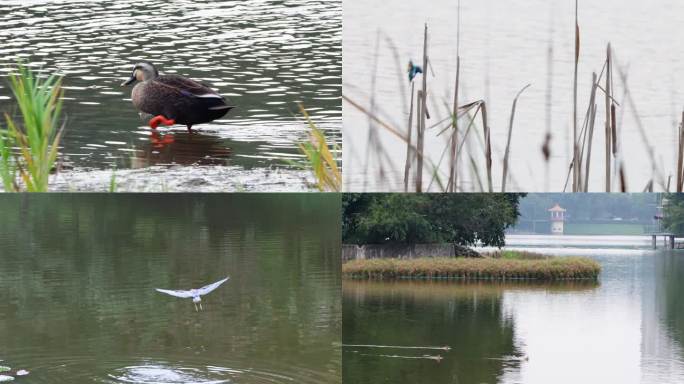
<box><xmin>121</xmin><ymin>61</ymin><xmax>159</xmax><ymax>86</ymax></box>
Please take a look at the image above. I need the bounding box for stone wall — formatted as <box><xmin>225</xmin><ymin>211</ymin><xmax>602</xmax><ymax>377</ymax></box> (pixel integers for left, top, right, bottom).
<box><xmin>342</xmin><ymin>243</ymin><xmax>480</xmax><ymax>262</ymax></box>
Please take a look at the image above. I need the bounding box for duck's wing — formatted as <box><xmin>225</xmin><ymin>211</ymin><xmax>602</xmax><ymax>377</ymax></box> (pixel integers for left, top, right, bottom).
<box><xmin>155</xmin><ymin>75</ymin><xmax>224</xmax><ymax>99</ymax></box>
<box><xmin>197</xmin><ymin>277</ymin><xmax>230</xmax><ymax>296</ymax></box>
<box><xmin>155</xmin><ymin>288</ymin><xmax>194</xmax><ymax>298</ymax></box>
<box><xmin>154</xmin><ymin>75</ymin><xmax>233</xmax><ymax>113</ymax></box>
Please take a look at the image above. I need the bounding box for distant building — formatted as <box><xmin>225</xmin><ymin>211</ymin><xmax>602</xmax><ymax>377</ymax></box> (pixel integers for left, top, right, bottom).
<box><xmin>548</xmin><ymin>203</ymin><xmax>566</xmax><ymax>235</ymax></box>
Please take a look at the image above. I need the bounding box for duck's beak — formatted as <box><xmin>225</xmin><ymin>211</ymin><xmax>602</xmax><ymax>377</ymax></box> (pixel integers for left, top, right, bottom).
<box><xmin>121</xmin><ymin>75</ymin><xmax>136</xmax><ymax>87</ymax></box>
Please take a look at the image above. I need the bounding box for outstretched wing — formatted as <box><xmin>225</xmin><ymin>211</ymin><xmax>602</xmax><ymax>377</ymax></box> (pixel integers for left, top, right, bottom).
<box><xmin>197</xmin><ymin>277</ymin><xmax>230</xmax><ymax>296</ymax></box>
<box><xmin>155</xmin><ymin>288</ymin><xmax>194</xmax><ymax>298</ymax></box>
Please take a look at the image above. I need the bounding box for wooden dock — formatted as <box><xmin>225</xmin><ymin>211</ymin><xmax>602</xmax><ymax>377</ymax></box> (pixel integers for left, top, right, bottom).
<box><xmin>649</xmin><ymin>232</ymin><xmax>676</xmax><ymax>249</ymax></box>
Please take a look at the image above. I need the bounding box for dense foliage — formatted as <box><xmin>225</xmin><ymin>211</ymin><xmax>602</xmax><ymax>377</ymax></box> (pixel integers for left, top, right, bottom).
<box><xmin>664</xmin><ymin>194</ymin><xmax>684</xmax><ymax>234</ymax></box>
<box><xmin>342</xmin><ymin>194</ymin><xmax>523</xmax><ymax>247</ymax></box>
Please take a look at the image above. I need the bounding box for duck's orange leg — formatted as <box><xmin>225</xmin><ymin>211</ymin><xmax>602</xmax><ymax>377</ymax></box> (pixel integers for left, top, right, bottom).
<box><xmin>149</xmin><ymin>115</ymin><xmax>176</xmax><ymax>129</ymax></box>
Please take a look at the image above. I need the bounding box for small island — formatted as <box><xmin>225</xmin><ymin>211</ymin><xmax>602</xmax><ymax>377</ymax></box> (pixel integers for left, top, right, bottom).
<box><xmin>342</xmin><ymin>194</ymin><xmax>601</xmax><ymax>281</ymax></box>
<box><xmin>343</xmin><ymin>251</ymin><xmax>601</xmax><ymax>281</ymax></box>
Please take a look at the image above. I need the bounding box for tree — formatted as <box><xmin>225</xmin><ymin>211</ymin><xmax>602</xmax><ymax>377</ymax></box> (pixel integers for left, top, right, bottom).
<box><xmin>664</xmin><ymin>194</ymin><xmax>684</xmax><ymax>235</ymax></box>
<box><xmin>342</xmin><ymin>194</ymin><xmax>524</xmax><ymax>247</ymax></box>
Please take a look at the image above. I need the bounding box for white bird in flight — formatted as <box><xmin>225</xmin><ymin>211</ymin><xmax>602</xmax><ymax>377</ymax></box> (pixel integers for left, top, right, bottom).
<box><xmin>155</xmin><ymin>277</ymin><xmax>229</xmax><ymax>311</ymax></box>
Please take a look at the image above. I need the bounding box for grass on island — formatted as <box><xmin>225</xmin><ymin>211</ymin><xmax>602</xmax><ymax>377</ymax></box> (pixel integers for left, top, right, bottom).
<box><xmin>342</xmin><ymin>252</ymin><xmax>601</xmax><ymax>281</ymax></box>
<box><xmin>486</xmin><ymin>250</ymin><xmax>551</xmax><ymax>260</ymax></box>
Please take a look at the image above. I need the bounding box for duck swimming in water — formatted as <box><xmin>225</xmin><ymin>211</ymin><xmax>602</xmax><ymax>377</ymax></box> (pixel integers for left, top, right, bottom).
<box><xmin>121</xmin><ymin>62</ymin><xmax>234</xmax><ymax>132</ymax></box>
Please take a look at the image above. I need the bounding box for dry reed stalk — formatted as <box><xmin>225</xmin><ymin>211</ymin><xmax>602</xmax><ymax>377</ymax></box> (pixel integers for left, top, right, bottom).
<box><xmin>567</xmin><ymin>68</ymin><xmax>599</xmax><ymax>193</ymax></box>
<box><xmin>616</xmin><ymin>66</ymin><xmax>665</xmax><ymax>190</ymax></box>
<box><xmin>572</xmin><ymin>0</ymin><xmax>580</xmax><ymax>192</ymax></box>
<box><xmin>481</xmin><ymin>102</ymin><xmax>493</xmax><ymax>192</ymax></box>
<box><xmin>604</xmin><ymin>43</ymin><xmax>612</xmax><ymax>192</ymax></box>
<box><xmin>343</xmin><ymin>95</ymin><xmax>405</xmax><ymax>140</ymax></box>
<box><xmin>343</xmin><ymin>94</ymin><xmax>444</xmax><ymax>188</ymax></box>
<box><xmin>545</xmin><ymin>16</ymin><xmax>554</xmax><ymax>193</ymax></box>
<box><xmin>583</xmin><ymin>73</ymin><xmax>598</xmax><ymax>192</ymax></box>
<box><xmin>404</xmin><ymin>82</ymin><xmax>416</xmax><ymax>192</ymax></box>
<box><xmin>362</xmin><ymin>32</ymin><xmax>383</xmax><ymax>191</ymax></box>
<box><xmin>611</xmin><ymin>104</ymin><xmax>617</xmax><ymax>155</ymax></box>
<box><xmin>563</xmin><ymin>161</ymin><xmax>574</xmax><ymax>192</ymax></box>
<box><xmin>678</xmin><ymin>110</ymin><xmax>684</xmax><ymax>192</ymax></box>
<box><xmin>436</xmin><ymin>101</ymin><xmax>486</xmax><ymax>136</ymax></box>
<box><xmin>454</xmin><ymin>102</ymin><xmax>483</xmax><ymax>152</ymax></box>
<box><xmin>416</xmin><ymin>90</ymin><xmax>425</xmax><ymax>192</ymax></box>
<box><xmin>643</xmin><ymin>179</ymin><xmax>654</xmax><ymax>193</ymax></box>
<box><xmin>448</xmin><ymin>0</ymin><xmax>462</xmax><ymax>193</ymax></box>
<box><xmin>448</xmin><ymin>58</ymin><xmax>460</xmax><ymax>192</ymax></box>
<box><xmin>577</xmin><ymin>106</ymin><xmax>593</xmax><ymax>186</ymax></box>
<box><xmin>416</xmin><ymin>24</ymin><xmax>429</xmax><ymax>192</ymax></box>
<box><xmin>585</xmin><ymin>105</ymin><xmax>598</xmax><ymax>191</ymax></box>
<box><xmin>619</xmin><ymin>162</ymin><xmax>627</xmax><ymax>192</ymax></box>
<box><xmin>344</xmin><ymin>96</ymin><xmax>424</xmax><ymax>169</ymax></box>
<box><xmin>501</xmin><ymin>84</ymin><xmax>531</xmax><ymax>192</ymax></box>
<box><xmin>542</xmin><ymin>132</ymin><xmax>552</xmax><ymax>191</ymax></box>
<box><xmin>444</xmin><ymin>100</ymin><xmax>491</xmax><ymax>192</ymax></box>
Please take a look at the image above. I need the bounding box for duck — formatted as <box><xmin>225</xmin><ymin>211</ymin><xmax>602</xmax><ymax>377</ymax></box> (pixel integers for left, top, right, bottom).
<box><xmin>121</xmin><ymin>62</ymin><xmax>234</xmax><ymax>132</ymax></box>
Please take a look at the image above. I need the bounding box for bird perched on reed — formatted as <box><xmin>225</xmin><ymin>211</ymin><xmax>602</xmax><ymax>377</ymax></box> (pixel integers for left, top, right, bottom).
<box><xmin>408</xmin><ymin>60</ymin><xmax>423</xmax><ymax>82</ymax></box>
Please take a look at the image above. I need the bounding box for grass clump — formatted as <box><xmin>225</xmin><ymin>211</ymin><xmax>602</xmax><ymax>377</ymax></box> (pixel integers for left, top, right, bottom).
<box><xmin>342</xmin><ymin>257</ymin><xmax>601</xmax><ymax>281</ymax></box>
<box><xmin>293</xmin><ymin>103</ymin><xmax>341</xmax><ymax>192</ymax></box>
<box><xmin>486</xmin><ymin>250</ymin><xmax>551</xmax><ymax>260</ymax></box>
<box><xmin>0</xmin><ymin>64</ymin><xmax>64</xmax><ymax>192</ymax></box>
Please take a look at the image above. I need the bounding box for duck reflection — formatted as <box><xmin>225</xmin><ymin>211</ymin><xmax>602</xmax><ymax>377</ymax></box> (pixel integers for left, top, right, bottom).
<box><xmin>131</xmin><ymin>131</ymin><xmax>231</xmax><ymax>167</ymax></box>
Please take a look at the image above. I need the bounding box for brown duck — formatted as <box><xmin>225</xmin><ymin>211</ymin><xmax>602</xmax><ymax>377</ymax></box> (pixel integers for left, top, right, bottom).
<box><xmin>121</xmin><ymin>62</ymin><xmax>234</xmax><ymax>132</ymax></box>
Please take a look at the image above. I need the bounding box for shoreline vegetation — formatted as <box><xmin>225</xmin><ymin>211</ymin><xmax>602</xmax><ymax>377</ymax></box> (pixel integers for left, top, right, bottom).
<box><xmin>289</xmin><ymin>103</ymin><xmax>342</xmax><ymax>192</ymax></box>
<box><xmin>342</xmin><ymin>251</ymin><xmax>601</xmax><ymax>281</ymax></box>
<box><xmin>0</xmin><ymin>64</ymin><xmax>64</xmax><ymax>192</ymax></box>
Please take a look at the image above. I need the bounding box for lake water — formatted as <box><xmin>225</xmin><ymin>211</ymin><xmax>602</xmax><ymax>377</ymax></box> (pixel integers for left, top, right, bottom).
<box><xmin>343</xmin><ymin>235</ymin><xmax>684</xmax><ymax>383</ymax></box>
<box><xmin>0</xmin><ymin>0</ymin><xmax>341</xmax><ymax>191</ymax></box>
<box><xmin>343</xmin><ymin>0</ymin><xmax>684</xmax><ymax>192</ymax></box>
<box><xmin>0</xmin><ymin>194</ymin><xmax>341</xmax><ymax>383</ymax></box>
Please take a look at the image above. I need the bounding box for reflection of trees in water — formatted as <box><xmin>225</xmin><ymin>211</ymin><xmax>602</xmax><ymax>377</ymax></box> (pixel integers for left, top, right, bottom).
<box><xmin>0</xmin><ymin>194</ymin><xmax>341</xmax><ymax>374</ymax></box>
<box><xmin>654</xmin><ymin>254</ymin><xmax>684</xmax><ymax>355</ymax></box>
<box><xmin>342</xmin><ymin>281</ymin><xmax>521</xmax><ymax>384</ymax></box>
